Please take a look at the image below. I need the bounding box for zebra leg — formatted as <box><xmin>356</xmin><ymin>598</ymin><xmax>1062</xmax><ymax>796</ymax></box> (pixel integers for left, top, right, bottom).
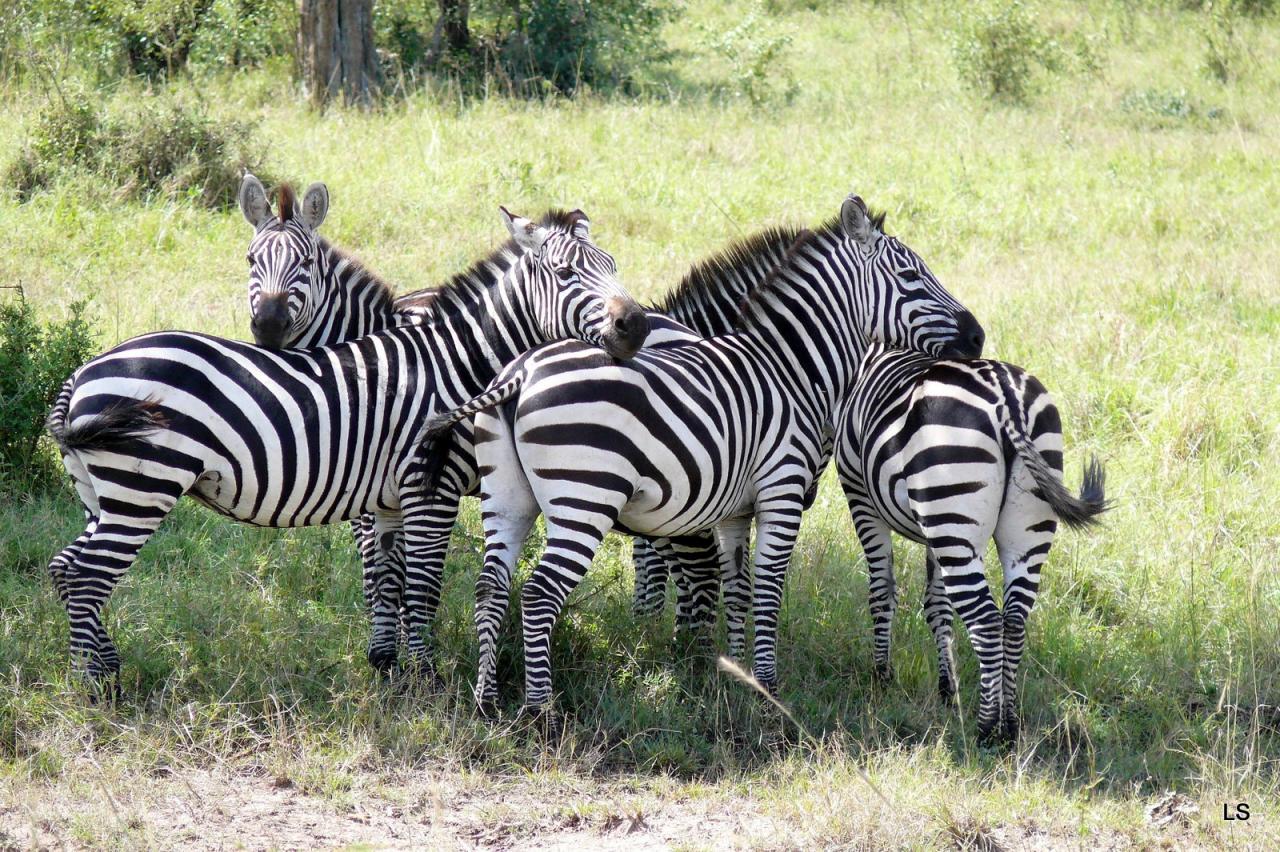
<box><xmin>923</xmin><ymin>549</ymin><xmax>958</xmax><ymax>701</ymax></box>
<box><xmin>364</xmin><ymin>513</ymin><xmax>405</xmax><ymax>676</ymax></box>
<box><xmin>932</xmin><ymin>543</ymin><xmax>1003</xmax><ymax>746</ymax></box>
<box><xmin>993</xmin><ymin>468</ymin><xmax>1059</xmax><ymax>744</ymax></box>
<box><xmin>749</xmin><ymin>501</ymin><xmax>804</xmax><ymax>695</ymax></box>
<box><xmin>839</xmin><ymin>470</ymin><xmax>897</xmax><ymax>682</ymax></box>
<box><xmin>473</xmin><ymin>492</ymin><xmax>539</xmax><ymax>712</ymax></box>
<box><xmin>665</xmin><ymin>531</ymin><xmax>721</xmax><ymax>646</ymax></box>
<box><xmin>64</xmin><ymin>504</ymin><xmax>173</xmax><ymax>698</ymax></box>
<box><xmin>632</xmin><ymin>537</ymin><xmax>670</xmax><ymax>616</ymax></box>
<box><xmin>716</xmin><ymin>515</ymin><xmax>753</xmax><ymax>661</ymax></box>
<box><xmin>395</xmin><ymin>490</ymin><xmax>460</xmax><ymax>685</ymax></box>
<box><xmin>49</xmin><ymin>451</ymin><xmax>100</xmax><ymax>605</ymax></box>
<box><xmin>521</xmin><ymin>509</ymin><xmax>619</xmax><ymax>709</ymax></box>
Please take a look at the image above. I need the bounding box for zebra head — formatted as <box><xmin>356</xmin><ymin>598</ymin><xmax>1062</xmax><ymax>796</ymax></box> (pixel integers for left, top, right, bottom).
<box><xmin>838</xmin><ymin>194</ymin><xmax>985</xmax><ymax>359</ymax></box>
<box><xmin>239</xmin><ymin>173</ymin><xmax>330</xmax><ymax>350</ymax></box>
<box><xmin>502</xmin><ymin>207</ymin><xmax>650</xmax><ymax>360</ymax></box>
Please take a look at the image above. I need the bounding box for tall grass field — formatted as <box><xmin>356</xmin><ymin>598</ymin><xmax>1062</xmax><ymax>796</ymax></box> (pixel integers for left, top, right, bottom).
<box><xmin>1</xmin><ymin>1</ymin><xmax>1278</xmax><ymax>847</ymax></box>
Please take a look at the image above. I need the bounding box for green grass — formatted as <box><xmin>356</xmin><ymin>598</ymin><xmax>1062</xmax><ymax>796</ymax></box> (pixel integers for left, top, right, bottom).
<box><xmin>3</xmin><ymin>0</ymin><xmax>1279</xmax><ymax>847</ymax></box>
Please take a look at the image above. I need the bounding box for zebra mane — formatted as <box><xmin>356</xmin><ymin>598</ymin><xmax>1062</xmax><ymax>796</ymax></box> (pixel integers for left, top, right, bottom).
<box><xmin>317</xmin><ymin>236</ymin><xmax>396</xmax><ymax>313</ymax></box>
<box><xmin>415</xmin><ymin>209</ymin><xmax>583</xmax><ymax>323</ymax></box>
<box><xmin>654</xmin><ymin>226</ymin><xmax>806</xmax><ymax>322</ymax></box>
<box><xmin>655</xmin><ymin>208</ymin><xmax>888</xmax><ymax>331</ymax></box>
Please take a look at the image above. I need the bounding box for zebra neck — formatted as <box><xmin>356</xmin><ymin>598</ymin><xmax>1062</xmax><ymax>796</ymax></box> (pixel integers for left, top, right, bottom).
<box><xmin>411</xmin><ymin>247</ymin><xmax>542</xmax><ymax>388</ymax></box>
<box><xmin>734</xmin><ymin>241</ymin><xmax>865</xmax><ymax>427</ymax></box>
<box><xmin>297</xmin><ymin>240</ymin><xmax>399</xmax><ymax>347</ymax></box>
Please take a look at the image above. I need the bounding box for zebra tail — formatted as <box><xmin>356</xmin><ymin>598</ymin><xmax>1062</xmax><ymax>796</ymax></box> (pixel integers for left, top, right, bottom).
<box><xmin>423</xmin><ymin>370</ymin><xmax>526</xmax><ymax>440</ymax></box>
<box><xmin>418</xmin><ymin>369</ymin><xmax>527</xmax><ymax>495</ymax></box>
<box><xmin>48</xmin><ymin>391</ymin><xmax>168</xmax><ymax>454</ymax></box>
<box><xmin>1009</xmin><ymin>423</ymin><xmax>1110</xmax><ymax>529</ymax></box>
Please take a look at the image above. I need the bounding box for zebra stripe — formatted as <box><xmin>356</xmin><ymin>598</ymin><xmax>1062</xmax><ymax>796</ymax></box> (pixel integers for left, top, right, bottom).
<box><xmin>833</xmin><ymin>342</ymin><xmax>1107</xmax><ymax>745</ymax></box>
<box><xmin>423</xmin><ymin>193</ymin><xmax>985</xmax><ymax>709</ymax></box>
<box><xmin>45</xmin><ymin>206</ymin><xmax>649</xmax><ymax>692</ymax></box>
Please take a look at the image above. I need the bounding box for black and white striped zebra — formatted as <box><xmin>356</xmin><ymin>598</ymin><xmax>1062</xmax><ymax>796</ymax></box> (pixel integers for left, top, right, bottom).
<box><xmin>421</xmin><ymin>194</ymin><xmax>985</xmax><ymax>709</ymax></box>
<box><xmin>44</xmin><ymin>204</ymin><xmax>650</xmax><ymax>694</ymax></box>
<box><xmin>239</xmin><ymin>175</ymin><xmax>437</xmax><ymax>650</ymax></box>
<box><xmin>832</xmin><ymin>342</ymin><xmax>1108</xmax><ymax>744</ymax></box>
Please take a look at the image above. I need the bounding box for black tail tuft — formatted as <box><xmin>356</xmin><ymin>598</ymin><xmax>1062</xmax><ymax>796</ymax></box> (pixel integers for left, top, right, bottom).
<box><xmin>50</xmin><ymin>398</ymin><xmax>167</xmax><ymax>454</ymax></box>
<box><xmin>417</xmin><ymin>426</ymin><xmax>455</xmax><ymax>496</ymax></box>
<box><xmin>1039</xmin><ymin>454</ymin><xmax>1111</xmax><ymax>530</ymax></box>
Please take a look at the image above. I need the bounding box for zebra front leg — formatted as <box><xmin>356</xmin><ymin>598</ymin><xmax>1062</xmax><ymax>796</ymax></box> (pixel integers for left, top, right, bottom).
<box><xmin>354</xmin><ymin>516</ymin><xmax>411</xmax><ymax>657</ymax></box>
<box><xmin>923</xmin><ymin>549</ymin><xmax>958</xmax><ymax>701</ymax></box>
<box><xmin>749</xmin><ymin>501</ymin><xmax>804</xmax><ymax>696</ymax></box>
<box><xmin>631</xmin><ymin>537</ymin><xmax>670</xmax><ymax>616</ymax></box>
<box><xmin>841</xmin><ymin>471</ymin><xmax>896</xmax><ymax>683</ymax></box>
<box><xmin>364</xmin><ymin>513</ymin><xmax>405</xmax><ymax>677</ymax></box>
<box><xmin>716</xmin><ymin>515</ymin><xmax>753</xmax><ymax>661</ymax></box>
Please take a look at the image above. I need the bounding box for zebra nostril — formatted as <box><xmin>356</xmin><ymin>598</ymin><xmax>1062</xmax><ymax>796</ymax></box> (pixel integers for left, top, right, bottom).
<box><xmin>615</xmin><ymin>316</ymin><xmax>630</xmax><ymax>334</ymax></box>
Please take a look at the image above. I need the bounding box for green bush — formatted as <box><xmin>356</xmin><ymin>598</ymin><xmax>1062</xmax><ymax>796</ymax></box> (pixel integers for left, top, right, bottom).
<box><xmin>5</xmin><ymin>93</ymin><xmax>274</xmax><ymax>208</ymax></box>
<box><xmin>950</xmin><ymin>1</ymin><xmax>1104</xmax><ymax>103</ymax></box>
<box><xmin>701</xmin><ymin>3</ymin><xmax>796</xmax><ymax>105</ymax></box>
<box><xmin>0</xmin><ymin>296</ymin><xmax>97</xmax><ymax>488</ymax></box>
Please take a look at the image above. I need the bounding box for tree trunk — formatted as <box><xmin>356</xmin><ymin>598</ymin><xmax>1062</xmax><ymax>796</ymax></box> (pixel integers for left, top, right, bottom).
<box><xmin>298</xmin><ymin>0</ymin><xmax>382</xmax><ymax>107</ymax></box>
<box><xmin>426</xmin><ymin>0</ymin><xmax>470</xmax><ymax>66</ymax></box>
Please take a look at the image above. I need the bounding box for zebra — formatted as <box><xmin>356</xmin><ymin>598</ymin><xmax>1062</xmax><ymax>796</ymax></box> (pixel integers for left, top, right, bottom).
<box><xmin>420</xmin><ymin>193</ymin><xmax>986</xmax><ymax>710</ymax></box>
<box><xmin>831</xmin><ymin>341</ymin><xmax>1108</xmax><ymax>744</ymax></box>
<box><xmin>238</xmin><ymin>178</ymin><xmax>777</xmax><ymax>651</ymax></box>
<box><xmin>44</xmin><ymin>203</ymin><xmax>650</xmax><ymax>695</ymax></box>
<box><xmin>238</xmin><ymin>174</ymin><xmax>436</xmax><ymax>652</ymax></box>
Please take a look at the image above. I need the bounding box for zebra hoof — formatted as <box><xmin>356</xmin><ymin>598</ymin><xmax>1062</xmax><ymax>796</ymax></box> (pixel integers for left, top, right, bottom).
<box><xmin>82</xmin><ymin>672</ymin><xmax>120</xmax><ymax>706</ymax></box>
<box><xmin>1001</xmin><ymin>716</ymin><xmax>1020</xmax><ymax>743</ymax></box>
<box><xmin>395</xmin><ymin>659</ymin><xmax>444</xmax><ymax>695</ymax></box>
<box><xmin>976</xmin><ymin>720</ymin><xmax>1013</xmax><ymax>750</ymax></box>
<box><xmin>873</xmin><ymin>662</ymin><xmax>893</xmax><ymax>684</ymax></box>
<box><xmin>367</xmin><ymin>645</ymin><xmax>399</xmax><ymax>676</ymax></box>
<box><xmin>938</xmin><ymin>676</ymin><xmax>957</xmax><ymax>703</ymax></box>
<box><xmin>518</xmin><ymin>702</ymin><xmax>564</xmax><ymax>739</ymax></box>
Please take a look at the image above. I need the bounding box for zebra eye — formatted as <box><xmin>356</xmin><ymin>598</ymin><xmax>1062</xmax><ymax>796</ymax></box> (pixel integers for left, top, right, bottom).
<box><xmin>555</xmin><ymin>267</ymin><xmax>576</xmax><ymax>282</ymax></box>
<box><xmin>900</xmin><ymin>268</ymin><xmax>921</xmax><ymax>282</ymax></box>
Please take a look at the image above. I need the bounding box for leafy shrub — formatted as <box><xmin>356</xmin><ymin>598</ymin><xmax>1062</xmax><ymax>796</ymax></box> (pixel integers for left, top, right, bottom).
<box><xmin>701</xmin><ymin>3</ymin><xmax>797</xmax><ymax>105</ymax></box>
<box><xmin>0</xmin><ymin>296</ymin><xmax>97</xmax><ymax>487</ymax></box>
<box><xmin>1119</xmin><ymin>87</ymin><xmax>1225</xmax><ymax>127</ymax></box>
<box><xmin>5</xmin><ymin>93</ymin><xmax>273</xmax><ymax>208</ymax></box>
<box><xmin>950</xmin><ymin>2</ymin><xmax>1104</xmax><ymax>103</ymax></box>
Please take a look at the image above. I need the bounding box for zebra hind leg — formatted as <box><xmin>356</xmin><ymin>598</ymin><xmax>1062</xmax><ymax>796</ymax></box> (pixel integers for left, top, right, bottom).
<box><xmin>923</xmin><ymin>549</ymin><xmax>958</xmax><ymax>702</ymax></box>
<box><xmin>63</xmin><ymin>506</ymin><xmax>173</xmax><ymax>701</ymax></box>
<box><xmin>471</xmin><ymin>492</ymin><xmax>538</xmax><ymax>713</ymax></box>
<box><xmin>715</xmin><ymin>516</ymin><xmax>752</xmax><ymax>662</ymax></box>
<box><xmin>992</xmin><ymin>465</ymin><xmax>1059</xmax><ymax>746</ymax></box>
<box><xmin>520</xmin><ymin>510</ymin><xmax>619</xmax><ymax>710</ymax></box>
<box><xmin>631</xmin><ymin>537</ymin><xmax>669</xmax><ymax>617</ymax></box>
<box><xmin>665</xmin><ymin>530</ymin><xmax>722</xmax><ymax>661</ymax></box>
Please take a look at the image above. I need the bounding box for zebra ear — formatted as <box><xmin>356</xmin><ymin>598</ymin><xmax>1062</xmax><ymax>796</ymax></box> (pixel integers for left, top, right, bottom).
<box><xmin>239</xmin><ymin>173</ymin><xmax>273</xmax><ymax>228</ymax></box>
<box><xmin>300</xmin><ymin>182</ymin><xmax>329</xmax><ymax>230</ymax></box>
<box><xmin>567</xmin><ymin>209</ymin><xmax>591</xmax><ymax>239</ymax></box>
<box><xmin>501</xmin><ymin>206</ymin><xmax>549</xmax><ymax>254</ymax></box>
<box><xmin>840</xmin><ymin>194</ymin><xmax>878</xmax><ymax>249</ymax></box>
